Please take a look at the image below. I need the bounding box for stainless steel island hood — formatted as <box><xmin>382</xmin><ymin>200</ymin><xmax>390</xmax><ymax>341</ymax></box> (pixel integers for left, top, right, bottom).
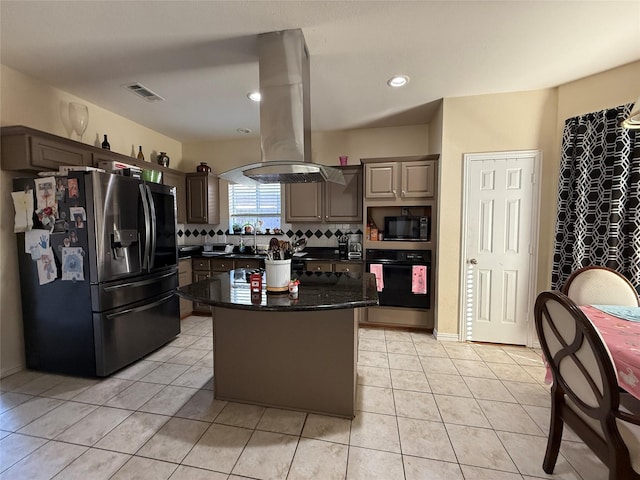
<box><xmin>220</xmin><ymin>29</ymin><xmax>345</xmax><ymax>185</ymax></box>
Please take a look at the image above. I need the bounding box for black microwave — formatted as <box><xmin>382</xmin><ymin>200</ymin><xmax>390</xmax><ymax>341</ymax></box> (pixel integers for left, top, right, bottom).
<box><xmin>384</xmin><ymin>216</ymin><xmax>429</xmax><ymax>241</ymax></box>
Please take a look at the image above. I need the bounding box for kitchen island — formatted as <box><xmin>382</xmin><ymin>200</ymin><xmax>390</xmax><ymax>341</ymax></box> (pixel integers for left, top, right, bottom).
<box><xmin>176</xmin><ymin>269</ymin><xmax>378</xmax><ymax>418</ymax></box>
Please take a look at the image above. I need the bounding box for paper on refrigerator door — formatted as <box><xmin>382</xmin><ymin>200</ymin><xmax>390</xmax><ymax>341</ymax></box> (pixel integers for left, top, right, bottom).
<box><xmin>36</xmin><ymin>247</ymin><xmax>57</xmax><ymax>285</ymax></box>
<box><xmin>33</xmin><ymin>177</ymin><xmax>58</xmax><ymax>217</ymax></box>
<box><xmin>11</xmin><ymin>190</ymin><xmax>34</xmax><ymax>233</ymax></box>
<box><xmin>61</xmin><ymin>247</ymin><xmax>84</xmax><ymax>281</ymax></box>
<box><xmin>25</xmin><ymin>229</ymin><xmax>50</xmax><ymax>260</ymax></box>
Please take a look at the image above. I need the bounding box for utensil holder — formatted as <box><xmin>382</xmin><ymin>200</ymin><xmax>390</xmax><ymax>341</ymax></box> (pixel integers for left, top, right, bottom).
<box><xmin>265</xmin><ymin>259</ymin><xmax>291</xmax><ymax>293</ymax></box>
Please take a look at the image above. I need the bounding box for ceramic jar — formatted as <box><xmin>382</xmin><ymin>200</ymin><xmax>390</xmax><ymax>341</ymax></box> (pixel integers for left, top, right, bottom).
<box><xmin>196</xmin><ymin>162</ymin><xmax>212</xmax><ymax>173</ymax></box>
<box><xmin>157</xmin><ymin>152</ymin><xmax>170</xmax><ymax>167</ymax></box>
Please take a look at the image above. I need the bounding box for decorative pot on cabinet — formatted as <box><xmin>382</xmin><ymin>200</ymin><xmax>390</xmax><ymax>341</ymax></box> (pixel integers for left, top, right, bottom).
<box><xmin>157</xmin><ymin>152</ymin><xmax>170</xmax><ymax>167</ymax></box>
<box><xmin>196</xmin><ymin>162</ymin><xmax>211</xmax><ymax>173</ymax></box>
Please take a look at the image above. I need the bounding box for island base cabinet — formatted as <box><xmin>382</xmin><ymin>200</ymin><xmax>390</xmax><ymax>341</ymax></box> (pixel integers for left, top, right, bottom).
<box><xmin>212</xmin><ymin>306</ymin><xmax>358</xmax><ymax>418</ymax></box>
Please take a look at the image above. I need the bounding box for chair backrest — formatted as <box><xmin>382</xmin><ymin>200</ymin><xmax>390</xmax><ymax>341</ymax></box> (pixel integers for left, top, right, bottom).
<box><xmin>562</xmin><ymin>266</ymin><xmax>640</xmax><ymax>307</ymax></box>
<box><xmin>534</xmin><ymin>291</ymin><xmax>620</xmax><ymax>422</ymax></box>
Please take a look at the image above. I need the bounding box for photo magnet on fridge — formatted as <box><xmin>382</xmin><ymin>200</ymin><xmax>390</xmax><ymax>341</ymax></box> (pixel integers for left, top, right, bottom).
<box><xmin>69</xmin><ymin>207</ymin><xmax>86</xmax><ymax>229</ymax></box>
<box><xmin>67</xmin><ymin>178</ymin><xmax>79</xmax><ymax>199</ymax></box>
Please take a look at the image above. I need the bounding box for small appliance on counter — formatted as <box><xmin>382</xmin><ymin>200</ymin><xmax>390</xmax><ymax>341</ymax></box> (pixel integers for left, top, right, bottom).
<box><xmin>348</xmin><ymin>234</ymin><xmax>362</xmax><ymax>259</ymax></box>
<box><xmin>178</xmin><ymin>245</ymin><xmax>201</xmax><ymax>258</ymax></box>
<box><xmin>338</xmin><ymin>235</ymin><xmax>349</xmax><ymax>259</ymax></box>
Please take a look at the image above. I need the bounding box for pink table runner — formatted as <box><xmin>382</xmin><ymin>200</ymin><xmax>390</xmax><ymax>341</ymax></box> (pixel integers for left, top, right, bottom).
<box><xmin>581</xmin><ymin>305</ymin><xmax>640</xmax><ymax>400</ymax></box>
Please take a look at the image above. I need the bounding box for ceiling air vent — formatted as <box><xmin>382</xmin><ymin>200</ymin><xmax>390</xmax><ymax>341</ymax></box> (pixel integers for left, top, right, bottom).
<box><xmin>124</xmin><ymin>83</ymin><xmax>165</xmax><ymax>102</ymax></box>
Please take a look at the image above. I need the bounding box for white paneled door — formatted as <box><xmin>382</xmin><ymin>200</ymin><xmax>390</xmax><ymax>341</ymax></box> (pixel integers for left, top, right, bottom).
<box><xmin>462</xmin><ymin>151</ymin><xmax>540</xmax><ymax>346</ymax></box>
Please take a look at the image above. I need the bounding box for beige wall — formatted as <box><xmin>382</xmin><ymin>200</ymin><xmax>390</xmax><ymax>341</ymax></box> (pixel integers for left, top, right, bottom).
<box><xmin>182</xmin><ymin>125</ymin><xmax>429</xmax><ymax>173</ymax></box>
<box><xmin>437</xmin><ymin>89</ymin><xmax>559</xmax><ymax>337</ymax></box>
<box><xmin>0</xmin><ymin>65</ymin><xmax>183</xmax><ymax>376</ymax></box>
<box><xmin>436</xmin><ymin>60</ymin><xmax>640</xmax><ymax>339</ymax></box>
<box><xmin>428</xmin><ymin>102</ymin><xmax>443</xmax><ymax>156</ymax></box>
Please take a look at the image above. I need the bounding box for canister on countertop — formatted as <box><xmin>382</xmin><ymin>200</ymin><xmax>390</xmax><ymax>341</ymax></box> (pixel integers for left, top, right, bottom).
<box><xmin>250</xmin><ymin>271</ymin><xmax>262</xmax><ymax>293</ymax></box>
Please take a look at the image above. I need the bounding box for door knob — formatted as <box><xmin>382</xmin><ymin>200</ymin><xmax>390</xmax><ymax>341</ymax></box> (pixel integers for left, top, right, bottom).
<box><xmin>468</xmin><ymin>258</ymin><xmax>478</xmax><ymax>265</ymax></box>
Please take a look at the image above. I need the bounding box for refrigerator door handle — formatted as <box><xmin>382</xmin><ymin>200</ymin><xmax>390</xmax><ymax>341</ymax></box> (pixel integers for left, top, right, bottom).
<box><xmin>103</xmin><ymin>270</ymin><xmax>176</xmax><ymax>291</ymax></box>
<box><xmin>139</xmin><ymin>184</ymin><xmax>151</xmax><ymax>270</ymax></box>
<box><xmin>105</xmin><ymin>292</ymin><xmax>175</xmax><ymax>320</ymax></box>
<box><xmin>145</xmin><ymin>185</ymin><xmax>157</xmax><ymax>270</ymax></box>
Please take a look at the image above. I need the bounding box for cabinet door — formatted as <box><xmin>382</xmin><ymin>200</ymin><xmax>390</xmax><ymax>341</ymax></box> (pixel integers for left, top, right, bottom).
<box><xmin>187</xmin><ymin>173</ymin><xmax>219</xmax><ymax>224</ymax></box>
<box><xmin>305</xmin><ymin>261</ymin><xmax>333</xmax><ymax>272</ymax></box>
<box><xmin>192</xmin><ymin>258</ymin><xmax>211</xmax><ymax>271</ymax></box>
<box><xmin>334</xmin><ymin>262</ymin><xmax>362</xmax><ymax>273</ymax></box>
<box><xmin>285</xmin><ymin>183</ymin><xmax>323</xmax><ymax>222</ymax></box>
<box><xmin>325</xmin><ymin>167</ymin><xmax>362</xmax><ymax>222</ymax></box>
<box><xmin>29</xmin><ymin>136</ymin><xmax>92</xmax><ymax>170</ymax></box>
<box><xmin>178</xmin><ymin>259</ymin><xmax>193</xmax><ymax>317</ymax></box>
<box><xmin>187</xmin><ymin>175</ymin><xmax>207</xmax><ymax>223</ymax></box>
<box><xmin>210</xmin><ymin>258</ymin><xmax>233</xmax><ymax>272</ymax></box>
<box><xmin>192</xmin><ymin>271</ymin><xmax>211</xmax><ymax>313</ymax></box>
<box><xmin>163</xmin><ymin>170</ymin><xmax>186</xmax><ymax>224</ymax></box>
<box><xmin>401</xmin><ymin>160</ymin><xmax>436</xmax><ymax>198</ymax></box>
<box><xmin>365</xmin><ymin>162</ymin><xmax>398</xmax><ymax>199</ymax></box>
<box><xmin>234</xmin><ymin>259</ymin><xmax>262</xmax><ymax>270</ymax></box>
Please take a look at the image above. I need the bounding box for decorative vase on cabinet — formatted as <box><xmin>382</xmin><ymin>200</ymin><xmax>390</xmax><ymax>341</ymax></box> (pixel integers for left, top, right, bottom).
<box><xmin>196</xmin><ymin>162</ymin><xmax>211</xmax><ymax>173</ymax></box>
<box><xmin>157</xmin><ymin>152</ymin><xmax>170</xmax><ymax>168</ymax></box>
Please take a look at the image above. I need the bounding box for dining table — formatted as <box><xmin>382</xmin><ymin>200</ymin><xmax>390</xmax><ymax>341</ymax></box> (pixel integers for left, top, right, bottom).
<box><xmin>580</xmin><ymin>305</ymin><xmax>640</xmax><ymax>400</ymax></box>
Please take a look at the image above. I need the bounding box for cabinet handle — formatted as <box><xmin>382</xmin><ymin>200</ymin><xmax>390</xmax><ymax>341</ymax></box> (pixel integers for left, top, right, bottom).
<box><xmin>345</xmin><ymin>268</ymin><xmax>350</xmax><ymax>272</ymax></box>
<box><xmin>401</xmin><ymin>190</ymin><xmax>406</xmax><ymax>196</ymax></box>
<box><xmin>392</xmin><ymin>190</ymin><xmax>397</xmax><ymax>196</ymax></box>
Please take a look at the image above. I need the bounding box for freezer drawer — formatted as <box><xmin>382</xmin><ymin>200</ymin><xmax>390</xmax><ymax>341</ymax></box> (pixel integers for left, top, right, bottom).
<box><xmin>91</xmin><ymin>268</ymin><xmax>178</xmax><ymax>312</ymax></box>
<box><xmin>94</xmin><ymin>291</ymin><xmax>180</xmax><ymax>376</ymax></box>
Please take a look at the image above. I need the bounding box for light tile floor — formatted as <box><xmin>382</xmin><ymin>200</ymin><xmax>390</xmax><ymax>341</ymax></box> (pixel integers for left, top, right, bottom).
<box><xmin>0</xmin><ymin>316</ymin><xmax>610</xmax><ymax>480</ymax></box>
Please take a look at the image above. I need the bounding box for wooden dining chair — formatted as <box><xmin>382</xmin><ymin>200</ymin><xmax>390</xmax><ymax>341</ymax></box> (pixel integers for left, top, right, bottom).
<box><xmin>534</xmin><ymin>290</ymin><xmax>640</xmax><ymax>479</ymax></box>
<box><xmin>562</xmin><ymin>266</ymin><xmax>640</xmax><ymax>306</ymax></box>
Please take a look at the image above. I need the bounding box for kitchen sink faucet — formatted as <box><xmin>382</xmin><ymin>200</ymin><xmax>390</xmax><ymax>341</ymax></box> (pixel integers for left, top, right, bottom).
<box><xmin>241</xmin><ymin>223</ymin><xmax>258</xmax><ymax>253</ymax></box>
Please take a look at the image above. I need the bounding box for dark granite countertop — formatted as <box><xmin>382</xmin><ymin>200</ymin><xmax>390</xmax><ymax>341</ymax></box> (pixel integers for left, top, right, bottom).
<box><xmin>180</xmin><ymin>246</ymin><xmax>363</xmax><ymax>263</ymax></box>
<box><xmin>176</xmin><ymin>269</ymin><xmax>379</xmax><ymax>311</ymax></box>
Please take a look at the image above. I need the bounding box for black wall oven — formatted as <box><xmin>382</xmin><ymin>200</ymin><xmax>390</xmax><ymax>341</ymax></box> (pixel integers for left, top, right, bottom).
<box><xmin>365</xmin><ymin>249</ymin><xmax>430</xmax><ymax>309</ymax></box>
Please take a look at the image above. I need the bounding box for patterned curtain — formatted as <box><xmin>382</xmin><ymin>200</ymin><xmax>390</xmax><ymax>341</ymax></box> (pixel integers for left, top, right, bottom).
<box><xmin>551</xmin><ymin>103</ymin><xmax>640</xmax><ymax>292</ymax></box>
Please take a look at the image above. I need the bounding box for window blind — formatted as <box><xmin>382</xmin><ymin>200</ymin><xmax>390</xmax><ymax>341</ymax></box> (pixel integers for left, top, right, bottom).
<box><xmin>228</xmin><ymin>183</ymin><xmax>281</xmax><ymax>230</ymax></box>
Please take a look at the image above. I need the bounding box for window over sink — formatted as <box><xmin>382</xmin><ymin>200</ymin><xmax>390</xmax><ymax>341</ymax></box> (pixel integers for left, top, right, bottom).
<box><xmin>228</xmin><ymin>183</ymin><xmax>281</xmax><ymax>234</ymax></box>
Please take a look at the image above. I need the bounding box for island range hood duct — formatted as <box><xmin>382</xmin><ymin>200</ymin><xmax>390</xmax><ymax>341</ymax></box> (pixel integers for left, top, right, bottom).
<box><xmin>220</xmin><ymin>29</ymin><xmax>345</xmax><ymax>185</ymax></box>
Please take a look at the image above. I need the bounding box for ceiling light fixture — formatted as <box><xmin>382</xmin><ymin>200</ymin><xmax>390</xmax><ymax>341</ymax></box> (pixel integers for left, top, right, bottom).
<box><xmin>621</xmin><ymin>95</ymin><xmax>640</xmax><ymax>129</ymax></box>
<box><xmin>387</xmin><ymin>75</ymin><xmax>409</xmax><ymax>88</ymax></box>
<box><xmin>247</xmin><ymin>92</ymin><xmax>261</xmax><ymax>102</ymax></box>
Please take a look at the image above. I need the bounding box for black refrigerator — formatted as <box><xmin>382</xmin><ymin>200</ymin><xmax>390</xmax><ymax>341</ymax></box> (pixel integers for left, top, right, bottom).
<box><xmin>14</xmin><ymin>171</ymin><xmax>180</xmax><ymax>377</ymax></box>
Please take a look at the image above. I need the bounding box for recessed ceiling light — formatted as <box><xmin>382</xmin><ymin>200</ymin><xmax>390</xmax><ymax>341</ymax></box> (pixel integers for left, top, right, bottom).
<box><xmin>247</xmin><ymin>92</ymin><xmax>261</xmax><ymax>102</ymax></box>
<box><xmin>237</xmin><ymin>128</ymin><xmax>252</xmax><ymax>134</ymax></box>
<box><xmin>387</xmin><ymin>75</ymin><xmax>409</xmax><ymax>88</ymax></box>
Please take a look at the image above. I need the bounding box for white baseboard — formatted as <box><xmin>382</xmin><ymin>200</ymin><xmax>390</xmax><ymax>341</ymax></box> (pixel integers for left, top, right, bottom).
<box><xmin>433</xmin><ymin>329</ymin><xmax>460</xmax><ymax>342</ymax></box>
<box><xmin>1</xmin><ymin>363</ymin><xmax>25</xmax><ymax>379</ymax></box>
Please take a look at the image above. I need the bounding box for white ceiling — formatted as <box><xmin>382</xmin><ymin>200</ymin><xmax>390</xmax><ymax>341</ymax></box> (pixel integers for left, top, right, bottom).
<box><xmin>1</xmin><ymin>1</ymin><xmax>639</xmax><ymax>142</ymax></box>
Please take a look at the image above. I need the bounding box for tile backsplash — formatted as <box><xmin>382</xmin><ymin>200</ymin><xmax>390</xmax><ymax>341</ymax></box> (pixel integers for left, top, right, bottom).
<box><xmin>177</xmin><ymin>223</ymin><xmax>362</xmax><ymax>248</ymax></box>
